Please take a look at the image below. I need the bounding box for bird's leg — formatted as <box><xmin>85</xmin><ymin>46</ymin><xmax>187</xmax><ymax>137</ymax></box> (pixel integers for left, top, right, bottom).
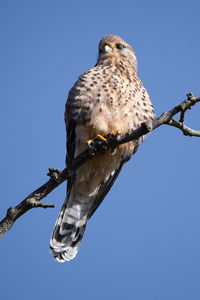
<box><xmin>108</xmin><ymin>130</ymin><xmax>122</xmax><ymax>154</ymax></box>
<box><xmin>87</xmin><ymin>130</ymin><xmax>122</xmax><ymax>154</ymax></box>
<box><xmin>87</xmin><ymin>130</ymin><xmax>122</xmax><ymax>145</ymax></box>
<box><xmin>107</xmin><ymin>130</ymin><xmax>122</xmax><ymax>138</ymax></box>
<box><xmin>87</xmin><ymin>134</ymin><xmax>107</xmax><ymax>145</ymax></box>
<box><xmin>87</xmin><ymin>134</ymin><xmax>108</xmax><ymax>154</ymax></box>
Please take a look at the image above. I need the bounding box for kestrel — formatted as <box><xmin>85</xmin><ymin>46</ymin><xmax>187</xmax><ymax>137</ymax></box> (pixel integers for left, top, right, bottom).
<box><xmin>50</xmin><ymin>34</ymin><xmax>154</xmax><ymax>262</ymax></box>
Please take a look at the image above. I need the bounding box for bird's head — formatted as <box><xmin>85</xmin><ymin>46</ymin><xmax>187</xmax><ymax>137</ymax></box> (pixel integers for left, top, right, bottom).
<box><xmin>97</xmin><ymin>34</ymin><xmax>137</xmax><ymax>71</ymax></box>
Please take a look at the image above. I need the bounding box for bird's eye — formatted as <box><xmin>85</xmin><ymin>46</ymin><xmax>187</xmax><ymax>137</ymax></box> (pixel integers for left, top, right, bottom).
<box><xmin>116</xmin><ymin>43</ymin><xmax>124</xmax><ymax>50</ymax></box>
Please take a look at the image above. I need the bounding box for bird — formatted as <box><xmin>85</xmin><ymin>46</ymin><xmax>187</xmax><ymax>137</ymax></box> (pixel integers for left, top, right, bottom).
<box><xmin>50</xmin><ymin>34</ymin><xmax>155</xmax><ymax>262</ymax></box>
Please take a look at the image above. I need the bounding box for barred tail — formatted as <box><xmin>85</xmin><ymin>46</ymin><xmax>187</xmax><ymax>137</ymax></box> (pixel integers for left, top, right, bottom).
<box><xmin>50</xmin><ymin>195</ymin><xmax>89</xmax><ymax>262</ymax></box>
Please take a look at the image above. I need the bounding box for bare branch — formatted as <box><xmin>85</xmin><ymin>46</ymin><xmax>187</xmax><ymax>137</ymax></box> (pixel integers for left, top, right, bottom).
<box><xmin>0</xmin><ymin>93</ymin><xmax>199</xmax><ymax>238</ymax></box>
<box><xmin>167</xmin><ymin>119</ymin><xmax>200</xmax><ymax>137</ymax></box>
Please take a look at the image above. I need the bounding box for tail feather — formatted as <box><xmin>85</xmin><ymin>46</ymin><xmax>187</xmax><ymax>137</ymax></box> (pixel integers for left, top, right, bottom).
<box><xmin>50</xmin><ymin>162</ymin><xmax>124</xmax><ymax>262</ymax></box>
<box><xmin>50</xmin><ymin>195</ymin><xmax>89</xmax><ymax>262</ymax></box>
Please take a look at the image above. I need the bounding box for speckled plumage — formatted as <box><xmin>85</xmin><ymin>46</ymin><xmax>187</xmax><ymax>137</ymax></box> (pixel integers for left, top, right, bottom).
<box><xmin>50</xmin><ymin>35</ymin><xmax>154</xmax><ymax>262</ymax></box>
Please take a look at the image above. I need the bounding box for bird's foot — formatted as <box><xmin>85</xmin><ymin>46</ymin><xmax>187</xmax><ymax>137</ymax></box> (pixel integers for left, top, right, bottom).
<box><xmin>87</xmin><ymin>134</ymin><xmax>107</xmax><ymax>145</ymax></box>
<box><xmin>87</xmin><ymin>134</ymin><xmax>108</xmax><ymax>154</ymax></box>
<box><xmin>107</xmin><ymin>130</ymin><xmax>122</xmax><ymax>154</ymax></box>
<box><xmin>107</xmin><ymin>129</ymin><xmax>122</xmax><ymax>138</ymax></box>
<box><xmin>87</xmin><ymin>130</ymin><xmax>122</xmax><ymax>155</ymax></box>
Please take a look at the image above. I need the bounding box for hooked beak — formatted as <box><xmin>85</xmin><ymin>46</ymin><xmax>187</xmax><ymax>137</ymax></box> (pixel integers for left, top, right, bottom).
<box><xmin>104</xmin><ymin>44</ymin><xmax>112</xmax><ymax>53</ymax></box>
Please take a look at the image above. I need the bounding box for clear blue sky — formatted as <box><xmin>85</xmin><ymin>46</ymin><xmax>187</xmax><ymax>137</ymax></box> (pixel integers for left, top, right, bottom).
<box><xmin>1</xmin><ymin>1</ymin><xmax>200</xmax><ymax>299</ymax></box>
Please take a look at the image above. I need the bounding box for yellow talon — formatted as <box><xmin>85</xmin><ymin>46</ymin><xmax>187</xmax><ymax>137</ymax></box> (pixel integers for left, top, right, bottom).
<box><xmin>87</xmin><ymin>131</ymin><xmax>122</xmax><ymax>146</ymax></box>
<box><xmin>87</xmin><ymin>139</ymin><xmax>93</xmax><ymax>145</ymax></box>
<box><xmin>116</xmin><ymin>129</ymin><xmax>122</xmax><ymax>135</ymax></box>
<box><xmin>96</xmin><ymin>134</ymin><xmax>107</xmax><ymax>141</ymax></box>
<box><xmin>111</xmin><ymin>130</ymin><xmax>122</xmax><ymax>136</ymax></box>
<box><xmin>87</xmin><ymin>134</ymin><xmax>107</xmax><ymax>145</ymax></box>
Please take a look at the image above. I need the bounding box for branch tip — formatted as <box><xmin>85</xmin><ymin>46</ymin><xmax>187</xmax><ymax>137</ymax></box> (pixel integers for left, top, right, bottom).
<box><xmin>47</xmin><ymin>167</ymin><xmax>62</xmax><ymax>180</ymax></box>
<box><xmin>187</xmin><ymin>92</ymin><xmax>195</xmax><ymax>100</ymax></box>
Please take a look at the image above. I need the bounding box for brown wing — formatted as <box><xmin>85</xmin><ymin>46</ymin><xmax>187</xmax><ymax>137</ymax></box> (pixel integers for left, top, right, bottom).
<box><xmin>64</xmin><ymin>86</ymin><xmax>78</xmax><ymax>194</ymax></box>
<box><xmin>88</xmin><ymin>162</ymin><xmax>124</xmax><ymax>219</ymax></box>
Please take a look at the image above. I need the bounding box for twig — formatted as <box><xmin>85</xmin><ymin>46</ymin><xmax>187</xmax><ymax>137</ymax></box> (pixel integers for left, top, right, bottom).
<box><xmin>168</xmin><ymin>119</ymin><xmax>200</xmax><ymax>136</ymax></box>
<box><xmin>0</xmin><ymin>93</ymin><xmax>199</xmax><ymax>239</ymax></box>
